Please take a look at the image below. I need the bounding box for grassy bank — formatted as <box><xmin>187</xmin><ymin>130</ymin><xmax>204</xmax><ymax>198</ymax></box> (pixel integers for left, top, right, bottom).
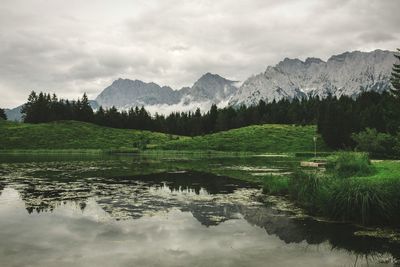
<box><xmin>0</xmin><ymin>120</ymin><xmax>329</xmax><ymax>153</ymax></box>
<box><xmin>0</xmin><ymin>120</ymin><xmax>172</xmax><ymax>150</ymax></box>
<box><xmin>160</xmin><ymin>124</ymin><xmax>329</xmax><ymax>152</ymax></box>
<box><xmin>263</xmin><ymin>153</ymin><xmax>400</xmax><ymax>226</ymax></box>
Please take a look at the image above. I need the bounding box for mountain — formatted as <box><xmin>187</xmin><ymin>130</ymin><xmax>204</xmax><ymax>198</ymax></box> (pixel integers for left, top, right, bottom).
<box><xmin>229</xmin><ymin>50</ymin><xmax>395</xmax><ymax>106</ymax></box>
<box><xmin>4</xmin><ymin>49</ymin><xmax>397</xmax><ymax>119</ymax></box>
<box><xmin>181</xmin><ymin>73</ymin><xmax>238</xmax><ymax>103</ymax></box>
<box><xmin>95</xmin><ymin>79</ymin><xmax>180</xmax><ymax>108</ymax></box>
<box><xmin>95</xmin><ymin>73</ymin><xmax>238</xmax><ymax>114</ymax></box>
<box><xmin>5</xmin><ymin>105</ymin><xmax>23</xmax><ymax>121</ymax></box>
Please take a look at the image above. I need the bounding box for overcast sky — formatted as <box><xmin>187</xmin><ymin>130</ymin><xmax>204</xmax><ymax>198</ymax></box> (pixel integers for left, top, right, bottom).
<box><xmin>0</xmin><ymin>0</ymin><xmax>399</xmax><ymax>108</ymax></box>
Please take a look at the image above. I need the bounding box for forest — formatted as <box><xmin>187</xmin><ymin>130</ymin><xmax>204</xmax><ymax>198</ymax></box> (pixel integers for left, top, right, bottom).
<box><xmin>5</xmin><ymin>89</ymin><xmax>397</xmax><ymax>155</ymax></box>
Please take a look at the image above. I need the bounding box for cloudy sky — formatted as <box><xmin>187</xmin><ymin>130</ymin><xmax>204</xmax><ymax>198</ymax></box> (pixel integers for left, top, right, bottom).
<box><xmin>0</xmin><ymin>0</ymin><xmax>399</xmax><ymax>108</ymax></box>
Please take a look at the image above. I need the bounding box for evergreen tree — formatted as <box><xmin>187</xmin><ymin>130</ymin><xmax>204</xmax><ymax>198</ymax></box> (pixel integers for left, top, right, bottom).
<box><xmin>391</xmin><ymin>48</ymin><xmax>400</xmax><ymax>96</ymax></box>
<box><xmin>21</xmin><ymin>91</ymin><xmax>38</xmax><ymax>122</ymax></box>
<box><xmin>79</xmin><ymin>93</ymin><xmax>94</xmax><ymax>122</ymax></box>
<box><xmin>0</xmin><ymin>108</ymin><xmax>6</xmax><ymax>120</ymax></box>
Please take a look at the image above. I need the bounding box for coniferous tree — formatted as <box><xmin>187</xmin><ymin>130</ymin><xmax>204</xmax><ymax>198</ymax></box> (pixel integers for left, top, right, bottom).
<box><xmin>17</xmin><ymin>89</ymin><xmax>400</xmax><ymax>152</ymax></box>
<box><xmin>79</xmin><ymin>93</ymin><xmax>94</xmax><ymax>122</ymax></box>
<box><xmin>391</xmin><ymin>48</ymin><xmax>400</xmax><ymax>96</ymax></box>
<box><xmin>0</xmin><ymin>108</ymin><xmax>6</xmax><ymax>120</ymax></box>
<box><xmin>21</xmin><ymin>91</ymin><xmax>38</xmax><ymax>122</ymax></box>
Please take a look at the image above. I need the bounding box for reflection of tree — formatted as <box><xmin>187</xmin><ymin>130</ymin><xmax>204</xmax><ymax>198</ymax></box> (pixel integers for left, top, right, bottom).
<box><xmin>0</xmin><ymin>181</ymin><xmax>4</xmax><ymax>196</ymax></box>
<box><xmin>2</xmin><ymin>167</ymin><xmax>400</xmax><ymax>262</ymax></box>
<box><xmin>239</xmin><ymin>204</ymin><xmax>400</xmax><ymax>262</ymax></box>
<box><xmin>2</xmin><ymin>170</ymin><xmax>253</xmax><ymax>220</ymax></box>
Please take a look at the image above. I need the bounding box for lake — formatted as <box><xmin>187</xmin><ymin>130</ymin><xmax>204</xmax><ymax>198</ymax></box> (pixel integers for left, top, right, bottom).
<box><xmin>0</xmin><ymin>153</ymin><xmax>399</xmax><ymax>266</ymax></box>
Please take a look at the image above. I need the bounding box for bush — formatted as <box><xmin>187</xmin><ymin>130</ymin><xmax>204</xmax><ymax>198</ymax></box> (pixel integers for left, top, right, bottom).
<box><xmin>352</xmin><ymin>128</ymin><xmax>399</xmax><ymax>158</ymax></box>
<box><xmin>325</xmin><ymin>152</ymin><xmax>375</xmax><ymax>178</ymax></box>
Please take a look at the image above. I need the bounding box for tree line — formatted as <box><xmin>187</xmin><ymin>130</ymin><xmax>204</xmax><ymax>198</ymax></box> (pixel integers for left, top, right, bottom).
<box><xmin>18</xmin><ymin>89</ymin><xmax>400</xmax><ymax>151</ymax></box>
<box><xmin>1</xmin><ymin>48</ymin><xmax>398</xmax><ymax>155</ymax></box>
<box><xmin>0</xmin><ymin>108</ymin><xmax>6</xmax><ymax>120</ymax></box>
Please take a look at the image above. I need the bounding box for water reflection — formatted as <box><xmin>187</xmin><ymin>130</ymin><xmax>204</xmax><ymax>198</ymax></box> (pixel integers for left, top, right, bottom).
<box><xmin>0</xmin><ymin>157</ymin><xmax>399</xmax><ymax>266</ymax></box>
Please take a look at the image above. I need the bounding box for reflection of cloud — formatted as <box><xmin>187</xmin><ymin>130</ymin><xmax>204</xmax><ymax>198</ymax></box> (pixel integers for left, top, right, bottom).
<box><xmin>1</xmin><ymin>159</ymin><xmax>399</xmax><ymax>264</ymax></box>
<box><xmin>0</xmin><ymin>201</ymin><xmax>380</xmax><ymax>267</ymax></box>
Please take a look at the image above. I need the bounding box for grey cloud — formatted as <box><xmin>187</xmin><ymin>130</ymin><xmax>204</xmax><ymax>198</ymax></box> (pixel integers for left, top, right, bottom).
<box><xmin>0</xmin><ymin>0</ymin><xmax>399</xmax><ymax>108</ymax></box>
<box><xmin>359</xmin><ymin>32</ymin><xmax>396</xmax><ymax>43</ymax></box>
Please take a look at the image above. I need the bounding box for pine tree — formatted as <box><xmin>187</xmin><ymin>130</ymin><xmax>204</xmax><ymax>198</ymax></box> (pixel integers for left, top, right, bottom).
<box><xmin>391</xmin><ymin>48</ymin><xmax>400</xmax><ymax>96</ymax></box>
<box><xmin>0</xmin><ymin>108</ymin><xmax>7</xmax><ymax>120</ymax></box>
<box><xmin>80</xmin><ymin>93</ymin><xmax>94</xmax><ymax>122</ymax></box>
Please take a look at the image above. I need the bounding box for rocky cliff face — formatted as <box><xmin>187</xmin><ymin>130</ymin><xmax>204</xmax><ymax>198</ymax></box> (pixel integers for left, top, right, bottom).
<box><xmin>229</xmin><ymin>50</ymin><xmax>395</xmax><ymax>106</ymax></box>
<box><xmin>95</xmin><ymin>79</ymin><xmax>180</xmax><ymax>108</ymax></box>
<box><xmin>95</xmin><ymin>73</ymin><xmax>238</xmax><ymax>113</ymax></box>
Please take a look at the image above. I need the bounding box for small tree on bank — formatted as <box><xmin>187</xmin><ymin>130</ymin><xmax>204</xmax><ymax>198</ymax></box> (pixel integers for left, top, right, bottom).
<box><xmin>391</xmin><ymin>48</ymin><xmax>400</xmax><ymax>97</ymax></box>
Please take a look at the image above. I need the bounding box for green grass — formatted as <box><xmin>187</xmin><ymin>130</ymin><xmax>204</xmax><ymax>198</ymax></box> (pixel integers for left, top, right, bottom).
<box><xmin>262</xmin><ymin>153</ymin><xmax>400</xmax><ymax>226</ymax></box>
<box><xmin>262</xmin><ymin>175</ymin><xmax>290</xmax><ymax>195</ymax></box>
<box><xmin>160</xmin><ymin>124</ymin><xmax>329</xmax><ymax>153</ymax></box>
<box><xmin>0</xmin><ymin>120</ymin><xmax>173</xmax><ymax>150</ymax></box>
<box><xmin>325</xmin><ymin>152</ymin><xmax>375</xmax><ymax>178</ymax></box>
<box><xmin>0</xmin><ymin>120</ymin><xmax>329</xmax><ymax>153</ymax></box>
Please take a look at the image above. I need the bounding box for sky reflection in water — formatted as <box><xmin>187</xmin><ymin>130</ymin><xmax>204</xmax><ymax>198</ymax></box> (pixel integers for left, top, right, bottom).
<box><xmin>0</xmin><ymin>156</ymin><xmax>398</xmax><ymax>266</ymax></box>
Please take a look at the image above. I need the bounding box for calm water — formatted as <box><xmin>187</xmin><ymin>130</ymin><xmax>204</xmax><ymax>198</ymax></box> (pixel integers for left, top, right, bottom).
<box><xmin>0</xmin><ymin>154</ymin><xmax>399</xmax><ymax>266</ymax></box>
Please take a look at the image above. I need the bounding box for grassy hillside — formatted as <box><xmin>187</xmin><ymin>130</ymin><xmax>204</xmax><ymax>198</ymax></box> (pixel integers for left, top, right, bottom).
<box><xmin>0</xmin><ymin>120</ymin><xmax>329</xmax><ymax>153</ymax></box>
<box><xmin>0</xmin><ymin>120</ymin><xmax>172</xmax><ymax>150</ymax></box>
<box><xmin>161</xmin><ymin>124</ymin><xmax>329</xmax><ymax>152</ymax></box>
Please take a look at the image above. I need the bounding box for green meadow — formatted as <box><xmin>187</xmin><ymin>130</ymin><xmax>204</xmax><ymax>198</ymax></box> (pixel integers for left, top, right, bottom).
<box><xmin>0</xmin><ymin>120</ymin><xmax>328</xmax><ymax>153</ymax></box>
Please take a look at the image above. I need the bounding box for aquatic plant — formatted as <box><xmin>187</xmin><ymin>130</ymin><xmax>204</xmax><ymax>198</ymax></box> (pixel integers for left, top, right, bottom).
<box><xmin>328</xmin><ymin>180</ymin><xmax>392</xmax><ymax>225</ymax></box>
<box><xmin>262</xmin><ymin>175</ymin><xmax>289</xmax><ymax>195</ymax></box>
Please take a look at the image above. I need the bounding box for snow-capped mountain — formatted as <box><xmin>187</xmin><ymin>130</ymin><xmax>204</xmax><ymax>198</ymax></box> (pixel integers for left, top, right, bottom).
<box><xmin>95</xmin><ymin>73</ymin><xmax>238</xmax><ymax>114</ymax></box>
<box><xmin>5</xmin><ymin>49</ymin><xmax>397</xmax><ymax>120</ymax></box>
<box><xmin>229</xmin><ymin>50</ymin><xmax>395</xmax><ymax>106</ymax></box>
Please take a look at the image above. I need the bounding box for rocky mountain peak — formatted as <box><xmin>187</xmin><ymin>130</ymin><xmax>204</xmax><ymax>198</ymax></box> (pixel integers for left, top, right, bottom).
<box><xmin>229</xmin><ymin>50</ymin><xmax>396</xmax><ymax>107</ymax></box>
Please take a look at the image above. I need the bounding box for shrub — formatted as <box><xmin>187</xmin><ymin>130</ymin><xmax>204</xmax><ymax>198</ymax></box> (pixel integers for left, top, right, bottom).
<box><xmin>325</xmin><ymin>152</ymin><xmax>375</xmax><ymax>178</ymax></box>
<box><xmin>352</xmin><ymin>128</ymin><xmax>399</xmax><ymax>158</ymax></box>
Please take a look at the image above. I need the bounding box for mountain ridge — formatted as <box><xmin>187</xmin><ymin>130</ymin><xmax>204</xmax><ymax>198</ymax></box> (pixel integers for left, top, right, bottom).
<box><xmin>5</xmin><ymin>49</ymin><xmax>397</xmax><ymax>120</ymax></box>
<box><xmin>95</xmin><ymin>72</ymin><xmax>239</xmax><ymax>113</ymax></box>
<box><xmin>229</xmin><ymin>49</ymin><xmax>395</xmax><ymax>106</ymax></box>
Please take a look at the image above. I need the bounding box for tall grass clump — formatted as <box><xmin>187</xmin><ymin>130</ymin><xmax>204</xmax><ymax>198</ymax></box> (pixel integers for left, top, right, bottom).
<box><xmin>276</xmin><ymin>153</ymin><xmax>399</xmax><ymax>226</ymax></box>
<box><xmin>262</xmin><ymin>175</ymin><xmax>289</xmax><ymax>195</ymax></box>
<box><xmin>288</xmin><ymin>170</ymin><xmax>327</xmax><ymax>213</ymax></box>
<box><xmin>328</xmin><ymin>180</ymin><xmax>393</xmax><ymax>225</ymax></box>
<box><xmin>325</xmin><ymin>152</ymin><xmax>375</xmax><ymax>178</ymax></box>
